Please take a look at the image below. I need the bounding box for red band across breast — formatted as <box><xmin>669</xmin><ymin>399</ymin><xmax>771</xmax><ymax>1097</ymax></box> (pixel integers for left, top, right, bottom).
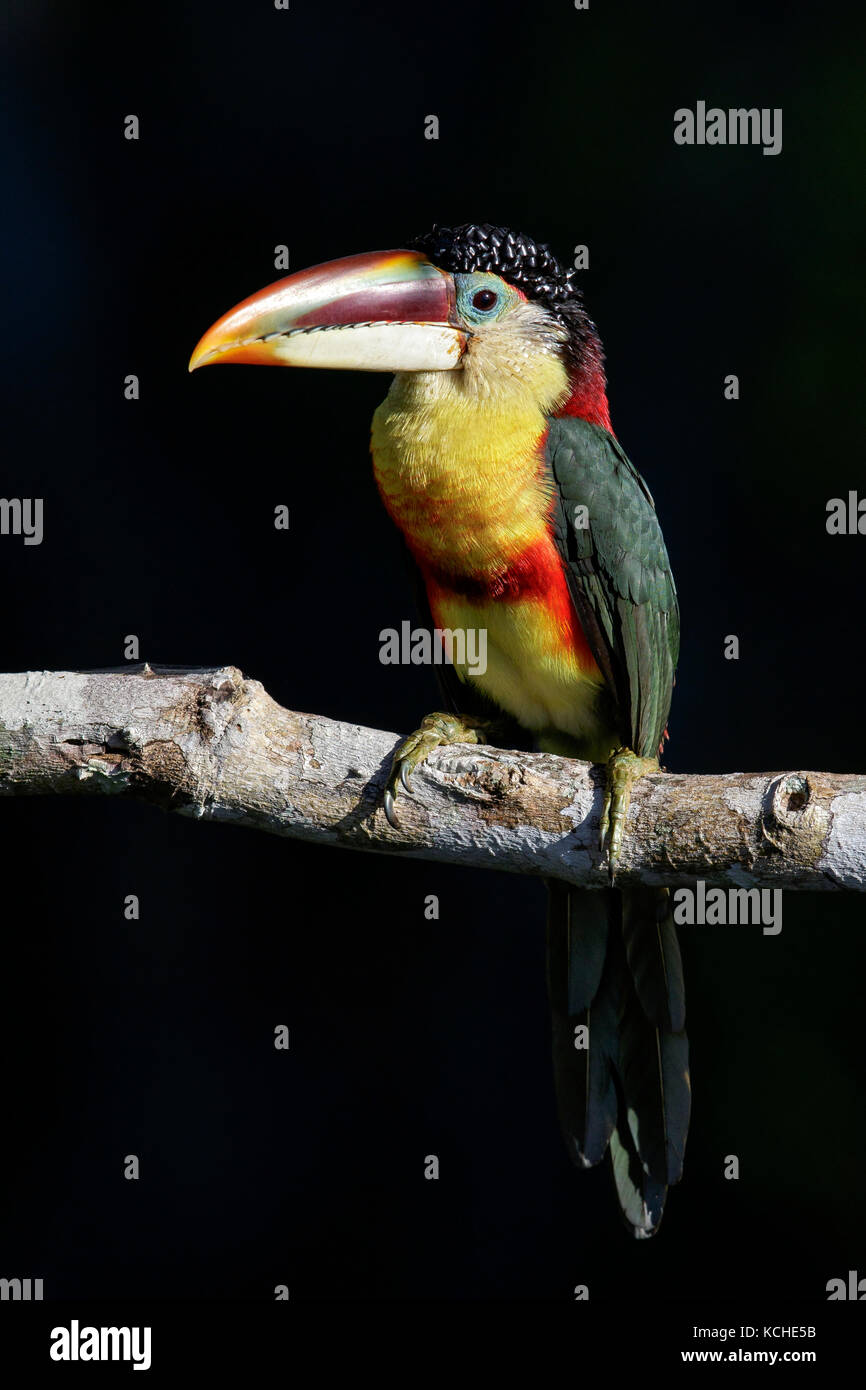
<box><xmin>419</xmin><ymin>534</ymin><xmax>598</xmax><ymax>673</ymax></box>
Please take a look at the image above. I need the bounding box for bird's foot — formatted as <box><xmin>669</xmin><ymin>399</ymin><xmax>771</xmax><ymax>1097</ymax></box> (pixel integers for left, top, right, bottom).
<box><xmin>384</xmin><ymin>712</ymin><xmax>491</xmax><ymax>828</ymax></box>
<box><xmin>599</xmin><ymin>747</ymin><xmax>659</xmax><ymax>882</ymax></box>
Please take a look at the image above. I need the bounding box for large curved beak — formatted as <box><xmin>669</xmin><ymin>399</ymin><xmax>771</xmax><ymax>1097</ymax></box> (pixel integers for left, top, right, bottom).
<box><xmin>189</xmin><ymin>249</ymin><xmax>467</xmax><ymax>374</ymax></box>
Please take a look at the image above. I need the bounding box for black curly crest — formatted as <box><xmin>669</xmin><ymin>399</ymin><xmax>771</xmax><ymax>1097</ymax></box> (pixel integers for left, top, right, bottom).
<box><xmin>407</xmin><ymin>222</ymin><xmax>602</xmax><ymax>380</ymax></box>
<box><xmin>408</xmin><ymin>222</ymin><xmax>581</xmax><ymax>308</ymax></box>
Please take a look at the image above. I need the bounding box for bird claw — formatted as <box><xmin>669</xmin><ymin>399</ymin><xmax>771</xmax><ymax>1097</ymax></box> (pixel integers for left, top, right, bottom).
<box><xmin>598</xmin><ymin>747</ymin><xmax>659</xmax><ymax>883</ymax></box>
<box><xmin>383</xmin><ymin>787</ymin><xmax>400</xmax><ymax>830</ymax></box>
<box><xmin>599</xmin><ymin>786</ymin><xmax>613</xmax><ymax>853</ymax></box>
<box><xmin>382</xmin><ymin>711</ymin><xmax>489</xmax><ymax>828</ymax></box>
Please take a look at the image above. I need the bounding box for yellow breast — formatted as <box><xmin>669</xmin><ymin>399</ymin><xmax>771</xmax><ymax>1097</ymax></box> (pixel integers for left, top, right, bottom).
<box><xmin>370</xmin><ymin>355</ymin><xmax>614</xmax><ymax>759</ymax></box>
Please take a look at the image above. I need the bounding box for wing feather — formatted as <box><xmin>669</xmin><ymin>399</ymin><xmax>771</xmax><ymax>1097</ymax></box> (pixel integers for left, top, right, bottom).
<box><xmin>545</xmin><ymin>416</ymin><xmax>679</xmax><ymax>758</ymax></box>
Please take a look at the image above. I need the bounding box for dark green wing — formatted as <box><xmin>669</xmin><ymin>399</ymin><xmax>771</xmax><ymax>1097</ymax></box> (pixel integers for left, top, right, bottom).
<box><xmin>545</xmin><ymin>417</ymin><xmax>689</xmax><ymax>1237</ymax></box>
<box><xmin>545</xmin><ymin>415</ymin><xmax>679</xmax><ymax>759</ymax></box>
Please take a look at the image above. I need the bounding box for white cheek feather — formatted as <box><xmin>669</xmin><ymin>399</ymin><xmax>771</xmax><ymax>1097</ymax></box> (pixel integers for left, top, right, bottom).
<box><xmin>460</xmin><ymin>300</ymin><xmax>571</xmax><ymax>408</ymax></box>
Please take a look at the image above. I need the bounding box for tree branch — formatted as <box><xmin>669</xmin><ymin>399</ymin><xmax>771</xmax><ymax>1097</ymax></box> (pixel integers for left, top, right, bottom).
<box><xmin>1</xmin><ymin>665</ymin><xmax>864</xmax><ymax>891</ymax></box>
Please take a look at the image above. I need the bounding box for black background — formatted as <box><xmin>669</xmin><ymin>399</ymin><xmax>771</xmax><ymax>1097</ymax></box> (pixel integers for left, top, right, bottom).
<box><xmin>2</xmin><ymin>0</ymin><xmax>865</xmax><ymax>1311</ymax></box>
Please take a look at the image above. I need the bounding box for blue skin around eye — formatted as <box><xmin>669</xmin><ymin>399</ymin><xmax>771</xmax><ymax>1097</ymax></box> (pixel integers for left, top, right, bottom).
<box><xmin>454</xmin><ymin>272</ymin><xmax>511</xmax><ymax>324</ymax></box>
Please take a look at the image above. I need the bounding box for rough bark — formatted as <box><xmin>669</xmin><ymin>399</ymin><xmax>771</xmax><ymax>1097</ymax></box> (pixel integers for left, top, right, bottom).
<box><xmin>1</xmin><ymin>665</ymin><xmax>864</xmax><ymax>891</ymax></box>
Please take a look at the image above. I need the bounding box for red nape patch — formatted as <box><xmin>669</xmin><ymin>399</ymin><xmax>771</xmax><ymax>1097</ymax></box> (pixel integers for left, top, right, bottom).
<box><xmin>420</xmin><ymin>533</ymin><xmax>599</xmax><ymax>672</ymax></box>
<box><xmin>556</xmin><ymin>363</ymin><xmax>613</xmax><ymax>435</ymax></box>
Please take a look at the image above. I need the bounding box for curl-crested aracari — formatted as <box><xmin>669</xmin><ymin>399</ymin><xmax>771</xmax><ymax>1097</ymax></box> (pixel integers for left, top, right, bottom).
<box><xmin>190</xmin><ymin>224</ymin><xmax>690</xmax><ymax>1237</ymax></box>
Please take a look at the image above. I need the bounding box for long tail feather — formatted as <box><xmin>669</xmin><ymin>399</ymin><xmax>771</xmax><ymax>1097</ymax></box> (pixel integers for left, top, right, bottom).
<box><xmin>621</xmin><ymin>886</ymin><xmax>685</xmax><ymax>1032</ymax></box>
<box><xmin>547</xmin><ymin>882</ymin><xmax>691</xmax><ymax>1236</ymax></box>
<box><xmin>609</xmin><ymin>1115</ymin><xmax>667</xmax><ymax>1239</ymax></box>
<box><xmin>546</xmin><ymin>884</ymin><xmax>618</xmax><ymax>1167</ymax></box>
<box><xmin>616</xmin><ymin>965</ymin><xmax>691</xmax><ymax>1186</ymax></box>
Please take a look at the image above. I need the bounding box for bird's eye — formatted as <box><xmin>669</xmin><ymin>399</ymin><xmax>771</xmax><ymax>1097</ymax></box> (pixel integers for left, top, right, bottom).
<box><xmin>472</xmin><ymin>289</ymin><xmax>498</xmax><ymax>311</ymax></box>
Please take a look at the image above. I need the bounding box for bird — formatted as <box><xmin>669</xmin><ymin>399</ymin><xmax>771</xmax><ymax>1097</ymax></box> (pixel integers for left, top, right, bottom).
<box><xmin>190</xmin><ymin>223</ymin><xmax>690</xmax><ymax>1237</ymax></box>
